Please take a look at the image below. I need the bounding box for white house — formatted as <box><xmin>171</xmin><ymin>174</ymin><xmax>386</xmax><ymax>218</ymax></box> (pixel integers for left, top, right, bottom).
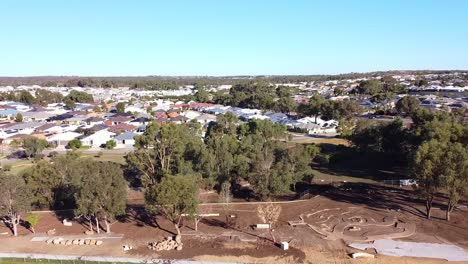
<box><xmin>114</xmin><ymin>131</ymin><xmax>137</xmax><ymax>148</ymax></box>
<box><xmin>47</xmin><ymin>131</ymin><xmax>81</xmax><ymax>146</ymax></box>
<box><xmin>81</xmin><ymin>130</ymin><xmax>115</xmax><ymax>147</ymax></box>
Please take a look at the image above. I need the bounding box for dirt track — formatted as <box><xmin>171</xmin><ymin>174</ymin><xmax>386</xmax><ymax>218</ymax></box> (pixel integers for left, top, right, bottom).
<box><xmin>1</xmin><ymin>183</ymin><xmax>467</xmax><ymax>263</ymax></box>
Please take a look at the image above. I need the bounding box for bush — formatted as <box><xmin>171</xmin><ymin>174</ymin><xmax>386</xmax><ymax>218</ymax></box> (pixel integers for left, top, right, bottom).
<box><xmin>66</xmin><ymin>139</ymin><xmax>82</xmax><ymax>150</ymax></box>
<box><xmin>315</xmin><ymin>154</ymin><xmax>330</xmax><ymax>167</ymax></box>
<box><xmin>104</xmin><ymin>140</ymin><xmax>116</xmax><ymax>149</ymax></box>
<box><xmin>2</xmin><ymin>164</ymin><xmax>12</xmax><ymax>171</ymax></box>
<box><xmin>34</xmin><ymin>154</ymin><xmax>45</xmax><ymax>160</ymax></box>
<box><xmin>48</xmin><ymin>151</ymin><xmax>59</xmax><ymax>158</ymax></box>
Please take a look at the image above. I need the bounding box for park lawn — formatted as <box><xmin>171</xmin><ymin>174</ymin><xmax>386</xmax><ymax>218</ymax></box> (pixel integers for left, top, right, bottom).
<box><xmin>8</xmin><ymin>159</ymin><xmax>35</xmax><ymax>174</ymax></box>
<box><xmin>6</xmin><ymin>152</ymin><xmax>126</xmax><ymax>175</ymax></box>
<box><xmin>310</xmin><ymin>168</ymin><xmax>377</xmax><ymax>184</ymax></box>
<box><xmin>291</xmin><ymin>137</ymin><xmax>349</xmax><ymax>146</ymax></box>
<box><xmin>81</xmin><ymin>152</ymin><xmax>126</xmax><ymax>164</ymax></box>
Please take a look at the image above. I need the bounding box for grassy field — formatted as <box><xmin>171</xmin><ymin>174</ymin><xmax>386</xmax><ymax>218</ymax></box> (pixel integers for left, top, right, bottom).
<box><xmin>310</xmin><ymin>168</ymin><xmax>377</xmax><ymax>184</ymax></box>
<box><xmin>291</xmin><ymin>137</ymin><xmax>349</xmax><ymax>146</ymax></box>
<box><xmin>81</xmin><ymin>152</ymin><xmax>126</xmax><ymax>164</ymax></box>
<box><xmin>5</xmin><ymin>151</ymin><xmax>126</xmax><ymax>175</ymax></box>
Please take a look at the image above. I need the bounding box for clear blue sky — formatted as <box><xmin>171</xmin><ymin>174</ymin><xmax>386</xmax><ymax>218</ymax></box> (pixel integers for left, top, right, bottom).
<box><xmin>1</xmin><ymin>0</ymin><xmax>467</xmax><ymax>76</ymax></box>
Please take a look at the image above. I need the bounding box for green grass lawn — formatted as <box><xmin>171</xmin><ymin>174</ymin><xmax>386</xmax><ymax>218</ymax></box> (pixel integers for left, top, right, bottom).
<box><xmin>5</xmin><ymin>152</ymin><xmax>126</xmax><ymax>175</ymax></box>
<box><xmin>7</xmin><ymin>159</ymin><xmax>35</xmax><ymax>174</ymax></box>
<box><xmin>81</xmin><ymin>152</ymin><xmax>126</xmax><ymax>164</ymax></box>
<box><xmin>291</xmin><ymin>137</ymin><xmax>349</xmax><ymax>146</ymax></box>
<box><xmin>310</xmin><ymin>168</ymin><xmax>377</xmax><ymax>184</ymax></box>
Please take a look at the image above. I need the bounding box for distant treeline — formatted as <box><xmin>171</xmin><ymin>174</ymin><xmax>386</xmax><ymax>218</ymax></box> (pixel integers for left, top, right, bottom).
<box><xmin>0</xmin><ymin>70</ymin><xmax>466</xmax><ymax>89</ymax></box>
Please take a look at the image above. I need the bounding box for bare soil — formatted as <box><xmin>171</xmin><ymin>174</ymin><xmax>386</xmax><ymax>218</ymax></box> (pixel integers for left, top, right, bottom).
<box><xmin>1</xmin><ymin>182</ymin><xmax>467</xmax><ymax>264</ymax></box>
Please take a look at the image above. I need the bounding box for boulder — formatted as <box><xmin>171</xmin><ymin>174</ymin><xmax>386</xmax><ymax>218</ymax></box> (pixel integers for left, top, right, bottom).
<box><xmin>52</xmin><ymin>238</ymin><xmax>63</xmax><ymax>245</ymax></box>
<box><xmin>96</xmin><ymin>240</ymin><xmax>103</xmax><ymax>246</ymax></box>
<box><xmin>85</xmin><ymin>230</ymin><xmax>94</xmax><ymax>235</ymax></box>
<box><xmin>351</xmin><ymin>252</ymin><xmax>375</xmax><ymax>259</ymax></box>
<box><xmin>65</xmin><ymin>240</ymin><xmax>72</xmax><ymax>246</ymax></box>
<box><xmin>78</xmin><ymin>239</ymin><xmax>85</xmax><ymax>246</ymax></box>
<box><xmin>62</xmin><ymin>219</ymin><xmax>73</xmax><ymax>227</ymax></box>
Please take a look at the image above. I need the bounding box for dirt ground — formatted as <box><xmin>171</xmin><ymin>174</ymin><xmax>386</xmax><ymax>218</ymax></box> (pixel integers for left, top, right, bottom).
<box><xmin>1</xmin><ymin>182</ymin><xmax>467</xmax><ymax>264</ymax></box>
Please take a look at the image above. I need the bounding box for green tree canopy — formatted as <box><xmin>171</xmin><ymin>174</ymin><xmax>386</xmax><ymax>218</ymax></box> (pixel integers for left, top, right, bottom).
<box><xmin>0</xmin><ymin>172</ymin><xmax>32</xmax><ymax>236</ymax></box>
<box><xmin>396</xmin><ymin>96</ymin><xmax>420</xmax><ymax>116</ymax></box>
<box><xmin>74</xmin><ymin>160</ymin><xmax>127</xmax><ymax>233</ymax></box>
<box><xmin>15</xmin><ymin>113</ymin><xmax>23</xmax><ymax>122</ymax></box>
<box><xmin>22</xmin><ymin>161</ymin><xmax>61</xmax><ymax>209</ymax></box>
<box><xmin>116</xmin><ymin>102</ymin><xmax>126</xmax><ymax>113</ymax></box>
<box><xmin>64</xmin><ymin>90</ymin><xmax>94</xmax><ymax>103</ymax></box>
<box><xmin>16</xmin><ymin>136</ymin><xmax>49</xmax><ymax>159</ymax></box>
<box><xmin>145</xmin><ymin>175</ymin><xmax>199</xmax><ymax>236</ymax></box>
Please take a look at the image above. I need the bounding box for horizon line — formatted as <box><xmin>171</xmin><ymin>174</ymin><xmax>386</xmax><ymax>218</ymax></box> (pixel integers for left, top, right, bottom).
<box><xmin>1</xmin><ymin>69</ymin><xmax>468</xmax><ymax>79</ymax></box>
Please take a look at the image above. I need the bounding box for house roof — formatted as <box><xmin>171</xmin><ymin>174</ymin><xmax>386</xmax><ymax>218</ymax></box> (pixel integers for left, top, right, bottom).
<box><xmin>0</xmin><ymin>122</ymin><xmax>45</xmax><ymax>131</ymax></box>
<box><xmin>22</xmin><ymin>111</ymin><xmax>55</xmax><ymax>119</ymax></box>
<box><xmin>35</xmin><ymin>123</ymin><xmax>58</xmax><ymax>132</ymax></box>
<box><xmin>84</xmin><ymin>116</ymin><xmax>104</xmax><ymax>123</ymax></box>
<box><xmin>108</xmin><ymin>123</ymin><xmax>136</xmax><ymax>133</ymax></box>
<box><xmin>47</xmin><ymin>132</ymin><xmax>81</xmax><ymax>141</ymax></box>
<box><xmin>114</xmin><ymin>131</ymin><xmax>137</xmax><ymax>141</ymax></box>
<box><xmin>131</xmin><ymin>117</ymin><xmax>151</xmax><ymax>123</ymax></box>
<box><xmin>81</xmin><ymin>129</ymin><xmax>115</xmax><ymax>140</ymax></box>
<box><xmin>170</xmin><ymin>115</ymin><xmax>189</xmax><ymax>122</ymax></box>
<box><xmin>89</xmin><ymin>124</ymin><xmax>109</xmax><ymax>132</ymax></box>
<box><xmin>108</xmin><ymin>115</ymin><xmax>133</xmax><ymax>122</ymax></box>
<box><xmin>0</xmin><ymin>109</ymin><xmax>19</xmax><ymax>116</ymax></box>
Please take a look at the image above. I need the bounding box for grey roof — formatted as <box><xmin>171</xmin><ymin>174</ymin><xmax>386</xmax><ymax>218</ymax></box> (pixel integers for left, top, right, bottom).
<box><xmin>1</xmin><ymin>122</ymin><xmax>45</xmax><ymax>131</ymax></box>
<box><xmin>115</xmin><ymin>131</ymin><xmax>137</xmax><ymax>141</ymax></box>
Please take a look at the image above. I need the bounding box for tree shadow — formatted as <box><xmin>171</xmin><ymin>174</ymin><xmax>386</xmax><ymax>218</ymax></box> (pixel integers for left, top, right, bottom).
<box><xmin>201</xmin><ymin>218</ymin><xmax>274</xmax><ymax>243</ymax></box>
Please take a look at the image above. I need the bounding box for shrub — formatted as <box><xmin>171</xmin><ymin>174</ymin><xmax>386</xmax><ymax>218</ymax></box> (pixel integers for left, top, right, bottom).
<box><xmin>48</xmin><ymin>151</ymin><xmax>59</xmax><ymax>158</ymax></box>
<box><xmin>104</xmin><ymin>140</ymin><xmax>116</xmax><ymax>149</ymax></box>
<box><xmin>66</xmin><ymin>139</ymin><xmax>82</xmax><ymax>150</ymax></box>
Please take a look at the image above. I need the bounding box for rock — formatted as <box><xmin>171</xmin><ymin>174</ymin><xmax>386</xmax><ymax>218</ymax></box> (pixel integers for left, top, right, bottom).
<box><xmin>65</xmin><ymin>240</ymin><xmax>72</xmax><ymax>246</ymax></box>
<box><xmin>72</xmin><ymin>240</ymin><xmax>79</xmax><ymax>245</ymax></box>
<box><xmin>280</xmin><ymin>242</ymin><xmax>289</xmax><ymax>250</ymax></box>
<box><xmin>52</xmin><ymin>238</ymin><xmax>63</xmax><ymax>244</ymax></box>
<box><xmin>90</xmin><ymin>239</ymin><xmax>97</xmax><ymax>245</ymax></box>
<box><xmin>175</xmin><ymin>235</ymin><xmax>182</xmax><ymax>244</ymax></box>
<box><xmin>351</xmin><ymin>252</ymin><xmax>375</xmax><ymax>259</ymax></box>
<box><xmin>45</xmin><ymin>239</ymin><xmax>54</xmax><ymax>244</ymax></box>
<box><xmin>85</xmin><ymin>240</ymin><xmax>91</xmax><ymax>245</ymax></box>
<box><xmin>62</xmin><ymin>219</ymin><xmax>72</xmax><ymax>226</ymax></box>
<box><xmin>46</xmin><ymin>229</ymin><xmax>56</xmax><ymax>235</ymax></box>
<box><xmin>176</xmin><ymin>245</ymin><xmax>183</xmax><ymax>251</ymax></box>
<box><xmin>123</xmin><ymin>245</ymin><xmax>133</xmax><ymax>251</ymax></box>
<box><xmin>79</xmin><ymin>239</ymin><xmax>85</xmax><ymax>246</ymax></box>
<box><xmin>85</xmin><ymin>230</ymin><xmax>94</xmax><ymax>235</ymax></box>
<box><xmin>96</xmin><ymin>240</ymin><xmax>103</xmax><ymax>246</ymax></box>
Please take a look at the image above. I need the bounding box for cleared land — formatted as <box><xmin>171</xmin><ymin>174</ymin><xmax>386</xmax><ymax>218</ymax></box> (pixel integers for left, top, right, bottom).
<box><xmin>1</xmin><ymin>182</ymin><xmax>467</xmax><ymax>264</ymax></box>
